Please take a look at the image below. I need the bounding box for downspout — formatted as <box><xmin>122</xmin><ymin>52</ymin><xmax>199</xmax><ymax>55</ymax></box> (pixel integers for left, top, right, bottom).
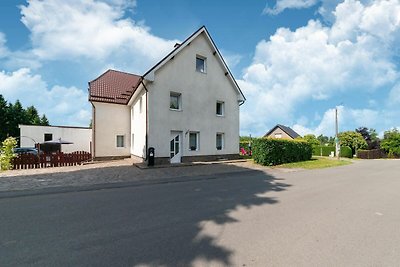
<box><xmin>140</xmin><ymin>79</ymin><xmax>149</xmax><ymax>161</ymax></box>
<box><xmin>90</xmin><ymin>101</ymin><xmax>96</xmax><ymax>159</ymax></box>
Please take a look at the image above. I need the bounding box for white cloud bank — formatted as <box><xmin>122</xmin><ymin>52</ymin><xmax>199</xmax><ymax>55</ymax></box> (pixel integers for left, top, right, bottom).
<box><xmin>0</xmin><ymin>0</ymin><xmax>183</xmax><ymax>127</ymax></box>
<box><xmin>264</xmin><ymin>0</ymin><xmax>319</xmax><ymax>15</ymax></box>
<box><xmin>0</xmin><ymin>68</ymin><xmax>90</xmax><ymax>126</ymax></box>
<box><xmin>240</xmin><ymin>0</ymin><xmax>400</xmax><ymax>136</ymax></box>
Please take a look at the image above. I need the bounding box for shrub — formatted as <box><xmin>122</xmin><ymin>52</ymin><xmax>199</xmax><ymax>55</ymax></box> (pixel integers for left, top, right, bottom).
<box><xmin>312</xmin><ymin>145</ymin><xmax>352</xmax><ymax>158</ymax></box>
<box><xmin>253</xmin><ymin>138</ymin><xmax>312</xmax><ymax>166</ymax></box>
<box><xmin>239</xmin><ymin>141</ymin><xmax>252</xmax><ymax>156</ymax></box>
<box><xmin>312</xmin><ymin>146</ymin><xmax>335</xmax><ymax>156</ymax></box>
<box><xmin>0</xmin><ymin>137</ymin><xmax>17</xmax><ymax>170</ymax></box>
<box><xmin>339</xmin><ymin>146</ymin><xmax>353</xmax><ymax>158</ymax></box>
<box><xmin>357</xmin><ymin>149</ymin><xmax>387</xmax><ymax>159</ymax></box>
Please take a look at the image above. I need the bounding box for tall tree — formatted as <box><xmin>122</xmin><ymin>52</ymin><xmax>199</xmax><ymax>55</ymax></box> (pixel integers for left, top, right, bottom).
<box><xmin>381</xmin><ymin>128</ymin><xmax>400</xmax><ymax>157</ymax></box>
<box><xmin>338</xmin><ymin>131</ymin><xmax>368</xmax><ymax>154</ymax></box>
<box><xmin>355</xmin><ymin>127</ymin><xmax>380</xmax><ymax>149</ymax></box>
<box><xmin>40</xmin><ymin>115</ymin><xmax>50</xmax><ymax>126</ymax></box>
<box><xmin>25</xmin><ymin>106</ymin><xmax>41</xmax><ymax>125</ymax></box>
<box><xmin>300</xmin><ymin>134</ymin><xmax>320</xmax><ymax>146</ymax></box>
<box><xmin>0</xmin><ymin>95</ymin><xmax>8</xmax><ymax>142</ymax></box>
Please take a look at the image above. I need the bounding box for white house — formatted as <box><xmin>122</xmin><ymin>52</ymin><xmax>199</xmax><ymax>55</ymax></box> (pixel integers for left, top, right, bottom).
<box><xmin>89</xmin><ymin>26</ymin><xmax>245</xmax><ymax>164</ymax></box>
<box><xmin>19</xmin><ymin>124</ymin><xmax>92</xmax><ymax>153</ymax></box>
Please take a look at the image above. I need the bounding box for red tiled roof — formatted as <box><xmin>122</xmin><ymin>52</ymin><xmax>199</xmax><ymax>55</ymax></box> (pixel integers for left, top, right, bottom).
<box><xmin>89</xmin><ymin>70</ymin><xmax>141</xmax><ymax>104</ymax></box>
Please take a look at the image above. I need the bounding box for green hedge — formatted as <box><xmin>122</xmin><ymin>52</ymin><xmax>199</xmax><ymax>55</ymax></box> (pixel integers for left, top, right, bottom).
<box><xmin>253</xmin><ymin>138</ymin><xmax>312</xmax><ymax>166</ymax></box>
<box><xmin>340</xmin><ymin>146</ymin><xmax>352</xmax><ymax>158</ymax></box>
<box><xmin>312</xmin><ymin>145</ymin><xmax>353</xmax><ymax>158</ymax></box>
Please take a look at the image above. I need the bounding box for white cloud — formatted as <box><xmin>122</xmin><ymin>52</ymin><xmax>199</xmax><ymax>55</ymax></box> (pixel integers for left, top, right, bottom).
<box><xmin>292</xmin><ymin>106</ymin><xmax>380</xmax><ymax>136</ymax></box>
<box><xmin>240</xmin><ymin>0</ymin><xmax>400</xmax><ymax>136</ymax></box>
<box><xmin>19</xmin><ymin>0</ymin><xmax>178</xmax><ymax>72</ymax></box>
<box><xmin>0</xmin><ymin>32</ymin><xmax>9</xmax><ymax>58</ymax></box>
<box><xmin>264</xmin><ymin>0</ymin><xmax>319</xmax><ymax>15</ymax></box>
<box><xmin>0</xmin><ymin>68</ymin><xmax>90</xmax><ymax>126</ymax></box>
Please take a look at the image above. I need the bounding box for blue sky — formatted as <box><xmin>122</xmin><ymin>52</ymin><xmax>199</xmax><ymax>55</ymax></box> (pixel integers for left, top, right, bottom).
<box><xmin>1</xmin><ymin>0</ymin><xmax>400</xmax><ymax>137</ymax></box>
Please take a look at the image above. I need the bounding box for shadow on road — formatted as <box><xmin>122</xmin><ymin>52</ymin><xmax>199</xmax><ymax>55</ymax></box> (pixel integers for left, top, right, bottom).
<box><xmin>0</xmin><ymin>164</ymin><xmax>291</xmax><ymax>267</ymax></box>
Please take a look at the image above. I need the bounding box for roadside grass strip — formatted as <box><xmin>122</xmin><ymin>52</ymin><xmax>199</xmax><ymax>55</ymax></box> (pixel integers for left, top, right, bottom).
<box><xmin>275</xmin><ymin>157</ymin><xmax>352</xmax><ymax>170</ymax></box>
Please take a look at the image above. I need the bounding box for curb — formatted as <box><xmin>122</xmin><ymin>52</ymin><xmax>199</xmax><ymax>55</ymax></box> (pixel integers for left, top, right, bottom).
<box><xmin>0</xmin><ymin>169</ymin><xmax>258</xmax><ymax>199</ymax></box>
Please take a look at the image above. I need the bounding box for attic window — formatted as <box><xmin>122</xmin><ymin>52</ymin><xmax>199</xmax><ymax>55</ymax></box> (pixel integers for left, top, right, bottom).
<box><xmin>196</xmin><ymin>56</ymin><xmax>206</xmax><ymax>73</ymax></box>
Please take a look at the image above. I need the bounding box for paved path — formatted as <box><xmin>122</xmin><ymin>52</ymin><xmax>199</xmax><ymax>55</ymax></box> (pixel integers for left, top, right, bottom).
<box><xmin>1</xmin><ymin>159</ymin><xmax>400</xmax><ymax>266</ymax></box>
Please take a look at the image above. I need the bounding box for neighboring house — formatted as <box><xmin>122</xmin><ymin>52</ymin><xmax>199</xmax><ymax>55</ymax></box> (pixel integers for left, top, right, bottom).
<box><xmin>19</xmin><ymin>124</ymin><xmax>92</xmax><ymax>153</ymax></box>
<box><xmin>264</xmin><ymin>124</ymin><xmax>300</xmax><ymax>140</ymax></box>
<box><xmin>89</xmin><ymin>26</ymin><xmax>246</xmax><ymax>164</ymax></box>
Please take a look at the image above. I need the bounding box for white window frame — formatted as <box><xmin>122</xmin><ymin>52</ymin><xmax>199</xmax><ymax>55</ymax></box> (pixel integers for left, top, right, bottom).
<box><xmin>196</xmin><ymin>55</ymin><xmax>206</xmax><ymax>73</ymax></box>
<box><xmin>116</xmin><ymin>135</ymin><xmax>125</xmax><ymax>148</ymax></box>
<box><xmin>274</xmin><ymin>133</ymin><xmax>282</xmax><ymax>139</ymax></box>
<box><xmin>170</xmin><ymin>92</ymin><xmax>182</xmax><ymax>111</ymax></box>
<box><xmin>216</xmin><ymin>133</ymin><xmax>224</xmax><ymax>150</ymax></box>
<box><xmin>216</xmin><ymin>101</ymin><xmax>224</xmax><ymax>116</ymax></box>
<box><xmin>189</xmin><ymin>132</ymin><xmax>200</xmax><ymax>151</ymax></box>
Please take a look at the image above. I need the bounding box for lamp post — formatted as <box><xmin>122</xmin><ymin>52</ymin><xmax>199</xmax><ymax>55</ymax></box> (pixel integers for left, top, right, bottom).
<box><xmin>335</xmin><ymin>106</ymin><xmax>340</xmax><ymax>160</ymax></box>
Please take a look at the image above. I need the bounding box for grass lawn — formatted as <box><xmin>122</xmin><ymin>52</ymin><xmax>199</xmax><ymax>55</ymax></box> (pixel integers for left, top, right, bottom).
<box><xmin>275</xmin><ymin>157</ymin><xmax>352</xmax><ymax>169</ymax></box>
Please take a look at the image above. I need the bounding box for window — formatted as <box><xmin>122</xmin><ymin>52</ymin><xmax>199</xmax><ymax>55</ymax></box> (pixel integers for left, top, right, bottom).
<box><xmin>274</xmin><ymin>133</ymin><xmax>282</xmax><ymax>139</ymax></box>
<box><xmin>196</xmin><ymin>56</ymin><xmax>206</xmax><ymax>73</ymax></box>
<box><xmin>216</xmin><ymin>101</ymin><xmax>224</xmax><ymax>116</ymax></box>
<box><xmin>44</xmin><ymin>133</ymin><xmax>52</xmax><ymax>141</ymax></box>
<box><xmin>216</xmin><ymin>133</ymin><xmax>224</xmax><ymax>150</ymax></box>
<box><xmin>189</xmin><ymin>132</ymin><xmax>199</xmax><ymax>151</ymax></box>
<box><xmin>131</xmin><ymin>134</ymin><xmax>134</xmax><ymax>150</ymax></box>
<box><xmin>116</xmin><ymin>135</ymin><xmax>125</xmax><ymax>147</ymax></box>
<box><xmin>170</xmin><ymin>92</ymin><xmax>181</xmax><ymax>110</ymax></box>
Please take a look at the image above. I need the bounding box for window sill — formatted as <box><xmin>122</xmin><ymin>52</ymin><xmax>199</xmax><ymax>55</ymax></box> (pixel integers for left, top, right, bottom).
<box><xmin>170</xmin><ymin>108</ymin><xmax>182</xmax><ymax>112</ymax></box>
<box><xmin>196</xmin><ymin>70</ymin><xmax>207</xmax><ymax>74</ymax></box>
<box><xmin>216</xmin><ymin>114</ymin><xmax>224</xmax><ymax>117</ymax></box>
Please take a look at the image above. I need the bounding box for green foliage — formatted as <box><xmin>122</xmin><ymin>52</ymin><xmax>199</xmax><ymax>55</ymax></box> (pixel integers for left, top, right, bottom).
<box><xmin>338</xmin><ymin>131</ymin><xmax>367</xmax><ymax>154</ymax></box>
<box><xmin>317</xmin><ymin>134</ymin><xmax>335</xmax><ymax>146</ymax></box>
<box><xmin>0</xmin><ymin>137</ymin><xmax>17</xmax><ymax>170</ymax></box>
<box><xmin>355</xmin><ymin>126</ymin><xmax>380</xmax><ymax>149</ymax></box>
<box><xmin>0</xmin><ymin>94</ymin><xmax>50</xmax><ymax>142</ymax></box>
<box><xmin>312</xmin><ymin>145</ymin><xmax>352</xmax><ymax>158</ymax></box>
<box><xmin>240</xmin><ymin>136</ymin><xmax>253</xmax><ymax>142</ymax></box>
<box><xmin>253</xmin><ymin>138</ymin><xmax>312</xmax><ymax>166</ymax></box>
<box><xmin>339</xmin><ymin>146</ymin><xmax>353</xmax><ymax>158</ymax></box>
<box><xmin>381</xmin><ymin>128</ymin><xmax>400</xmax><ymax>158</ymax></box>
<box><xmin>298</xmin><ymin>134</ymin><xmax>320</xmax><ymax>146</ymax></box>
<box><xmin>312</xmin><ymin>146</ymin><xmax>336</xmax><ymax>156</ymax></box>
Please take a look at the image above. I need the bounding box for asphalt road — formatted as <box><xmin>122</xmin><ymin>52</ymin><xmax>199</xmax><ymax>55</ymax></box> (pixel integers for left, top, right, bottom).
<box><xmin>1</xmin><ymin>160</ymin><xmax>400</xmax><ymax>266</ymax></box>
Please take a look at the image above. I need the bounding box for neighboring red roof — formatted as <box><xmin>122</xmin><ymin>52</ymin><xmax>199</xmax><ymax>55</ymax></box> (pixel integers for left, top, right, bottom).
<box><xmin>88</xmin><ymin>69</ymin><xmax>141</xmax><ymax>104</ymax></box>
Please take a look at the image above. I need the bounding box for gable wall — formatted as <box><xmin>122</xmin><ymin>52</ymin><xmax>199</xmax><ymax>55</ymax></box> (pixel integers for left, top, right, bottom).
<box><xmin>266</xmin><ymin>127</ymin><xmax>294</xmax><ymax>139</ymax></box>
<box><xmin>92</xmin><ymin>102</ymin><xmax>131</xmax><ymax>158</ymax></box>
<box><xmin>147</xmin><ymin>32</ymin><xmax>240</xmax><ymax>158</ymax></box>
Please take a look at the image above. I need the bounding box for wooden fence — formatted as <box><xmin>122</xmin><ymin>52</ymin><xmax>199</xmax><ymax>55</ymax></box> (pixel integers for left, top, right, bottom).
<box><xmin>13</xmin><ymin>151</ymin><xmax>92</xmax><ymax>169</ymax></box>
<box><xmin>356</xmin><ymin>149</ymin><xmax>387</xmax><ymax>159</ymax></box>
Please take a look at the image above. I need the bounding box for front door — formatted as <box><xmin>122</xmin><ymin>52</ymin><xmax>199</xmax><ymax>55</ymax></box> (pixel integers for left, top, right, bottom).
<box><xmin>170</xmin><ymin>131</ymin><xmax>182</xmax><ymax>164</ymax></box>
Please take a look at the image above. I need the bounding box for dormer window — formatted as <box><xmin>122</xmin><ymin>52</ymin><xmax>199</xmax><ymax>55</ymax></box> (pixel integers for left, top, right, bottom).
<box><xmin>196</xmin><ymin>55</ymin><xmax>206</xmax><ymax>73</ymax></box>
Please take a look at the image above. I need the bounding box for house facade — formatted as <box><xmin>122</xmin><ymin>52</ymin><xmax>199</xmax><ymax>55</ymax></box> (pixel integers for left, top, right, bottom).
<box><xmin>89</xmin><ymin>26</ymin><xmax>245</xmax><ymax>164</ymax></box>
<box><xmin>19</xmin><ymin>124</ymin><xmax>92</xmax><ymax>153</ymax></box>
<box><xmin>264</xmin><ymin>124</ymin><xmax>300</xmax><ymax>140</ymax></box>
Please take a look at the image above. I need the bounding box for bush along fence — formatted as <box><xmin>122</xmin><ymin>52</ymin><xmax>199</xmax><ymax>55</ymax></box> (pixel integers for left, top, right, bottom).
<box><xmin>253</xmin><ymin>138</ymin><xmax>312</xmax><ymax>166</ymax></box>
<box><xmin>12</xmin><ymin>151</ymin><xmax>92</xmax><ymax>170</ymax></box>
<box><xmin>312</xmin><ymin>145</ymin><xmax>353</xmax><ymax>158</ymax></box>
<box><xmin>356</xmin><ymin>149</ymin><xmax>388</xmax><ymax>159</ymax></box>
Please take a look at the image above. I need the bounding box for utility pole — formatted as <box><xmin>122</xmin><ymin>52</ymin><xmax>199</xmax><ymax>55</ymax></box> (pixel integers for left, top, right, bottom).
<box><xmin>335</xmin><ymin>107</ymin><xmax>340</xmax><ymax>160</ymax></box>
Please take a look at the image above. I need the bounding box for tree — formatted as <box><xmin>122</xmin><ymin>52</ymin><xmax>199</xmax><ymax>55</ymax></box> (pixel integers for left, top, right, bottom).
<box><xmin>300</xmin><ymin>134</ymin><xmax>320</xmax><ymax>146</ymax></box>
<box><xmin>338</xmin><ymin>131</ymin><xmax>368</xmax><ymax>154</ymax></box>
<box><xmin>40</xmin><ymin>115</ymin><xmax>50</xmax><ymax>126</ymax></box>
<box><xmin>0</xmin><ymin>95</ymin><xmax>8</xmax><ymax>142</ymax></box>
<box><xmin>355</xmin><ymin>127</ymin><xmax>380</xmax><ymax>149</ymax></box>
<box><xmin>381</xmin><ymin>128</ymin><xmax>400</xmax><ymax>157</ymax></box>
<box><xmin>25</xmin><ymin>106</ymin><xmax>41</xmax><ymax>125</ymax></box>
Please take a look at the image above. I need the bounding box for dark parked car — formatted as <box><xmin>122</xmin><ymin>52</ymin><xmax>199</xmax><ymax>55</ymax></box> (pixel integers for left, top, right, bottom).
<box><xmin>13</xmin><ymin>147</ymin><xmax>40</xmax><ymax>155</ymax></box>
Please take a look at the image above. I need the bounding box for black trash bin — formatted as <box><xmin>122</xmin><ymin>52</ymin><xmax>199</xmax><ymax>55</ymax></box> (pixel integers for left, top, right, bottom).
<box><xmin>148</xmin><ymin>147</ymin><xmax>155</xmax><ymax>166</ymax></box>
